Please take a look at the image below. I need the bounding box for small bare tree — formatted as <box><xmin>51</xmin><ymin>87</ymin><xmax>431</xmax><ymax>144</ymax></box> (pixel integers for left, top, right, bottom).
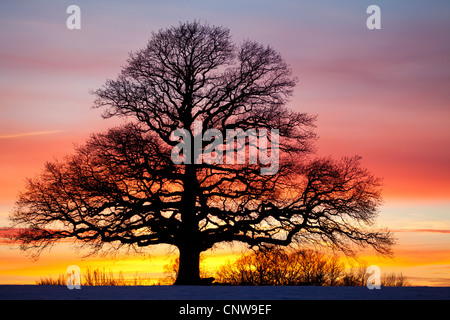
<box><xmin>340</xmin><ymin>262</ymin><xmax>369</xmax><ymax>286</ymax></box>
<box><xmin>215</xmin><ymin>248</ymin><xmax>346</xmax><ymax>286</ymax></box>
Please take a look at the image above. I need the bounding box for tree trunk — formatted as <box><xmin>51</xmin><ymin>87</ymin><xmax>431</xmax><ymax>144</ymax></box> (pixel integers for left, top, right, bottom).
<box><xmin>174</xmin><ymin>243</ymin><xmax>201</xmax><ymax>285</ymax></box>
<box><xmin>174</xmin><ymin>163</ymin><xmax>201</xmax><ymax>285</ymax></box>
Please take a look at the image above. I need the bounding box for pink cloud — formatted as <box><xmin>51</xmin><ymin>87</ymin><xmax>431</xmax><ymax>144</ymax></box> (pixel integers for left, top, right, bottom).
<box><xmin>393</xmin><ymin>229</ymin><xmax>450</xmax><ymax>234</ymax></box>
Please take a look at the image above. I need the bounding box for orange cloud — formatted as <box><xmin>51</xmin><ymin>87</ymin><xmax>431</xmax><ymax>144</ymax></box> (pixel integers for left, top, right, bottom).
<box><xmin>392</xmin><ymin>229</ymin><xmax>450</xmax><ymax>234</ymax></box>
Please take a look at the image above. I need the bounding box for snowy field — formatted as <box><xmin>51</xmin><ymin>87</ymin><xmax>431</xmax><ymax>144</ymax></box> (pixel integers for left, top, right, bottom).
<box><xmin>0</xmin><ymin>285</ymin><xmax>449</xmax><ymax>300</ymax></box>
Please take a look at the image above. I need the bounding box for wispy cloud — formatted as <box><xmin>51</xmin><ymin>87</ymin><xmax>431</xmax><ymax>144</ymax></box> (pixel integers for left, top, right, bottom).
<box><xmin>0</xmin><ymin>227</ymin><xmax>72</xmax><ymax>246</ymax></box>
<box><xmin>0</xmin><ymin>228</ymin><xmax>20</xmax><ymax>245</ymax></box>
<box><xmin>392</xmin><ymin>229</ymin><xmax>450</xmax><ymax>234</ymax></box>
<box><xmin>0</xmin><ymin>130</ymin><xmax>62</xmax><ymax>139</ymax></box>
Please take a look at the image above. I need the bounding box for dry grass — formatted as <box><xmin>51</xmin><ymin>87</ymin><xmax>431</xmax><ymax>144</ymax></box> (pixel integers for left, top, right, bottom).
<box><xmin>36</xmin><ymin>267</ymin><xmax>153</xmax><ymax>286</ymax></box>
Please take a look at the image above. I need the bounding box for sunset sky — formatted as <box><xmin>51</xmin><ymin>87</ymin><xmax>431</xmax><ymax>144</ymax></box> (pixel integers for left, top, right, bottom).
<box><xmin>1</xmin><ymin>0</ymin><xmax>449</xmax><ymax>286</ymax></box>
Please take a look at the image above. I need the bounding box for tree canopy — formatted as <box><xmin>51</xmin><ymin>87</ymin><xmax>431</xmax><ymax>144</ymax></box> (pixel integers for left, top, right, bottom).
<box><xmin>10</xmin><ymin>21</ymin><xmax>394</xmax><ymax>285</ymax></box>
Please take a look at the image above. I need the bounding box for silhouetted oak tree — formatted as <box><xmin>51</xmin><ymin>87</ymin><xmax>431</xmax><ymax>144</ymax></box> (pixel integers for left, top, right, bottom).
<box><xmin>10</xmin><ymin>21</ymin><xmax>394</xmax><ymax>285</ymax></box>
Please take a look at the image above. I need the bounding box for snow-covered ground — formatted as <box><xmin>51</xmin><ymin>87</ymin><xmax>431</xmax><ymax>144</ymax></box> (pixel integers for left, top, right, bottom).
<box><xmin>0</xmin><ymin>285</ymin><xmax>449</xmax><ymax>300</ymax></box>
